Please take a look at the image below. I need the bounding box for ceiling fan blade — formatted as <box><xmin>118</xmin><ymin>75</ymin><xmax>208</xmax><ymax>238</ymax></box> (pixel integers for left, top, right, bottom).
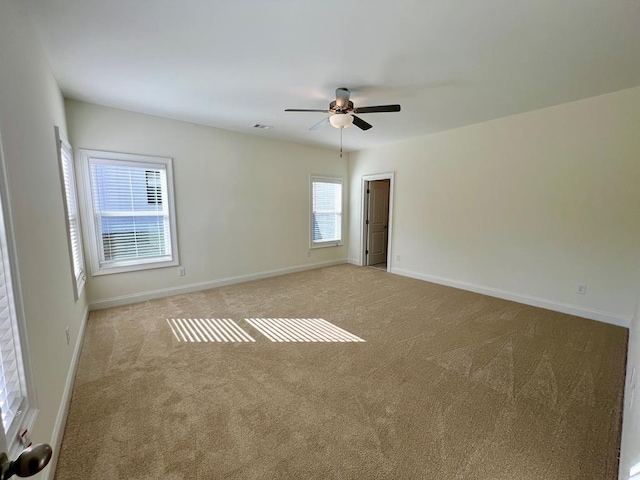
<box><xmin>352</xmin><ymin>115</ymin><xmax>373</xmax><ymax>131</ymax></box>
<box><xmin>285</xmin><ymin>109</ymin><xmax>331</xmax><ymax>113</ymax></box>
<box><xmin>309</xmin><ymin>117</ymin><xmax>330</xmax><ymax>130</ymax></box>
<box><xmin>335</xmin><ymin>87</ymin><xmax>351</xmax><ymax>108</ymax></box>
<box><xmin>353</xmin><ymin>104</ymin><xmax>401</xmax><ymax>114</ymax></box>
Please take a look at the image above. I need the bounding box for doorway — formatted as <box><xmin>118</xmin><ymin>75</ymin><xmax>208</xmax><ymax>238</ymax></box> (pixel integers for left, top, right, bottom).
<box><xmin>361</xmin><ymin>173</ymin><xmax>394</xmax><ymax>272</ymax></box>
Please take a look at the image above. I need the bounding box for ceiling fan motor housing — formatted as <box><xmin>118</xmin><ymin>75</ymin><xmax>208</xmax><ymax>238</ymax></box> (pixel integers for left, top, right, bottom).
<box><xmin>329</xmin><ymin>100</ymin><xmax>354</xmax><ymax>114</ymax></box>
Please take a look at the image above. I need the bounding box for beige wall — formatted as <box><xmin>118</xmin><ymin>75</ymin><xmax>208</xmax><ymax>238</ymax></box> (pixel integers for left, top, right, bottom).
<box><xmin>0</xmin><ymin>0</ymin><xmax>88</xmax><ymax>461</ymax></box>
<box><xmin>349</xmin><ymin>86</ymin><xmax>640</xmax><ymax>325</ymax></box>
<box><xmin>65</xmin><ymin>100</ymin><xmax>348</xmax><ymax>306</ymax></box>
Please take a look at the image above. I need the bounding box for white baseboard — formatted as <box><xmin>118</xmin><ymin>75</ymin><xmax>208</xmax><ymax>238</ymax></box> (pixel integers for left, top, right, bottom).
<box><xmin>45</xmin><ymin>304</ymin><xmax>90</xmax><ymax>480</ymax></box>
<box><xmin>391</xmin><ymin>267</ymin><xmax>631</xmax><ymax>328</ymax></box>
<box><xmin>90</xmin><ymin>259</ymin><xmax>348</xmax><ymax>310</ymax></box>
<box><xmin>347</xmin><ymin>258</ymin><xmax>361</xmax><ymax>266</ymax></box>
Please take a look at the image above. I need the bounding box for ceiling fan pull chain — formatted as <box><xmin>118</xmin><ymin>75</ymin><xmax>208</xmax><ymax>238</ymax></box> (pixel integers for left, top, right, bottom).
<box><xmin>340</xmin><ymin>126</ymin><xmax>343</xmax><ymax>158</ymax></box>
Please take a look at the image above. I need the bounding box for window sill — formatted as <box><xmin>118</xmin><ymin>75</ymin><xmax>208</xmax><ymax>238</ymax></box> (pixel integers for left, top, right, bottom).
<box><xmin>310</xmin><ymin>242</ymin><xmax>344</xmax><ymax>250</ymax></box>
<box><xmin>91</xmin><ymin>257</ymin><xmax>179</xmax><ymax>276</ymax></box>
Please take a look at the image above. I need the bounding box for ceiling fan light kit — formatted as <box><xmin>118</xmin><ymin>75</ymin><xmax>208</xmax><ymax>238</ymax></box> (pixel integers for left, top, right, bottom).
<box><xmin>329</xmin><ymin>114</ymin><xmax>354</xmax><ymax>129</ymax></box>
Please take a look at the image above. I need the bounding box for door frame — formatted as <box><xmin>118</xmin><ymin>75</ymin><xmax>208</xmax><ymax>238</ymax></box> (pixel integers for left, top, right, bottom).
<box><xmin>360</xmin><ymin>172</ymin><xmax>395</xmax><ymax>271</ymax></box>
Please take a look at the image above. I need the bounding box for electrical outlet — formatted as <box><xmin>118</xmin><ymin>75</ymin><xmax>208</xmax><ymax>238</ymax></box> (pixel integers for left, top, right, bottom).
<box><xmin>306</xmin><ymin>250</ymin><xmax>311</xmax><ymax>258</ymax></box>
<box><xmin>575</xmin><ymin>284</ymin><xmax>587</xmax><ymax>295</ymax></box>
<box><xmin>395</xmin><ymin>255</ymin><xmax>401</xmax><ymax>262</ymax></box>
<box><xmin>65</xmin><ymin>326</ymin><xmax>70</xmax><ymax>346</ymax></box>
<box><xmin>179</xmin><ymin>267</ymin><xmax>186</xmax><ymax>277</ymax></box>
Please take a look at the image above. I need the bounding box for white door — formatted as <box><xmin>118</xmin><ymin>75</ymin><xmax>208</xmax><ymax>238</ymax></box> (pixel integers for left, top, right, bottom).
<box><xmin>0</xmin><ymin>412</ymin><xmax>7</xmax><ymax>453</ymax></box>
<box><xmin>366</xmin><ymin>180</ymin><xmax>390</xmax><ymax>266</ymax></box>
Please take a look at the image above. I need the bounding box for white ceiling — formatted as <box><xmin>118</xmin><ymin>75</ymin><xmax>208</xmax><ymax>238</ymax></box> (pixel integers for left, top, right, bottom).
<box><xmin>26</xmin><ymin>0</ymin><xmax>640</xmax><ymax>152</ymax></box>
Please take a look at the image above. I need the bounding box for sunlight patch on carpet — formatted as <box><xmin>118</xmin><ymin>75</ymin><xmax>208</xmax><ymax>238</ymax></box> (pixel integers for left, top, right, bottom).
<box><xmin>167</xmin><ymin>318</ymin><xmax>255</xmax><ymax>343</ymax></box>
<box><xmin>245</xmin><ymin>318</ymin><xmax>365</xmax><ymax>342</ymax></box>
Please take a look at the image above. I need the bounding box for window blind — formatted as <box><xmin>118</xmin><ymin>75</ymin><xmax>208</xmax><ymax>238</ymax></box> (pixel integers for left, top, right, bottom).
<box><xmin>0</xmin><ymin>209</ymin><xmax>25</xmax><ymax>432</ymax></box>
<box><xmin>312</xmin><ymin>178</ymin><xmax>342</xmax><ymax>244</ymax></box>
<box><xmin>89</xmin><ymin>160</ymin><xmax>172</xmax><ymax>266</ymax></box>
<box><xmin>59</xmin><ymin>138</ymin><xmax>85</xmax><ymax>295</ymax></box>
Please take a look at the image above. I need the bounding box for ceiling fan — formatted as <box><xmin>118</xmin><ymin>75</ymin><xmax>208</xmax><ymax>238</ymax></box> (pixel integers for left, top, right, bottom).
<box><xmin>285</xmin><ymin>87</ymin><xmax>401</xmax><ymax>131</ymax></box>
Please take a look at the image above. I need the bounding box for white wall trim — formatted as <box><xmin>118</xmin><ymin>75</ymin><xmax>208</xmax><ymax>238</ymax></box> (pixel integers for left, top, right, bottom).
<box><xmin>45</xmin><ymin>304</ymin><xmax>90</xmax><ymax>480</ymax></box>
<box><xmin>391</xmin><ymin>267</ymin><xmax>631</xmax><ymax>328</ymax></box>
<box><xmin>359</xmin><ymin>172</ymin><xmax>395</xmax><ymax>270</ymax></box>
<box><xmin>90</xmin><ymin>259</ymin><xmax>348</xmax><ymax>310</ymax></box>
<box><xmin>309</xmin><ymin>174</ymin><xmax>344</xmax><ymax>249</ymax></box>
<box><xmin>76</xmin><ymin>149</ymin><xmax>180</xmax><ymax>277</ymax></box>
<box><xmin>347</xmin><ymin>258</ymin><xmax>360</xmax><ymax>265</ymax></box>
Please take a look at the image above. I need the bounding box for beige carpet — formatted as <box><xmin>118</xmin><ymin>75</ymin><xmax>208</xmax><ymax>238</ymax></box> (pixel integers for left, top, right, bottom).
<box><xmin>55</xmin><ymin>265</ymin><xmax>628</xmax><ymax>479</ymax></box>
<box><xmin>369</xmin><ymin>262</ymin><xmax>387</xmax><ymax>271</ymax></box>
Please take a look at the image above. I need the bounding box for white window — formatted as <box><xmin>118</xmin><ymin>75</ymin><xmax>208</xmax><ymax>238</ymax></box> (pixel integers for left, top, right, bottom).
<box><xmin>56</xmin><ymin>128</ymin><xmax>86</xmax><ymax>298</ymax></box>
<box><xmin>0</xmin><ymin>152</ymin><xmax>32</xmax><ymax>449</ymax></box>
<box><xmin>310</xmin><ymin>176</ymin><xmax>343</xmax><ymax>248</ymax></box>
<box><xmin>0</xmin><ymin>209</ymin><xmax>28</xmax><ymax>436</ymax></box>
<box><xmin>79</xmin><ymin>150</ymin><xmax>179</xmax><ymax>275</ymax></box>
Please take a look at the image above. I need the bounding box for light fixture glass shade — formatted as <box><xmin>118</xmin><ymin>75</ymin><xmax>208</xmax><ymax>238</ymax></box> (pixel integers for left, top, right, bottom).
<box><xmin>329</xmin><ymin>114</ymin><xmax>354</xmax><ymax>129</ymax></box>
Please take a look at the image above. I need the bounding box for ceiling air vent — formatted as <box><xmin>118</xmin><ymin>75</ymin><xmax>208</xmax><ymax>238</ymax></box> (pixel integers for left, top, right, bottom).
<box><xmin>253</xmin><ymin>124</ymin><xmax>273</xmax><ymax>129</ymax></box>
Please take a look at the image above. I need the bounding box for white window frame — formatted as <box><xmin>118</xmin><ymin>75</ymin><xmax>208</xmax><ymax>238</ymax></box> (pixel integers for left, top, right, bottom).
<box><xmin>55</xmin><ymin>128</ymin><xmax>86</xmax><ymax>299</ymax></box>
<box><xmin>78</xmin><ymin>149</ymin><xmax>179</xmax><ymax>276</ymax></box>
<box><xmin>0</xmin><ymin>132</ymin><xmax>36</xmax><ymax>456</ymax></box>
<box><xmin>310</xmin><ymin>175</ymin><xmax>344</xmax><ymax>249</ymax></box>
